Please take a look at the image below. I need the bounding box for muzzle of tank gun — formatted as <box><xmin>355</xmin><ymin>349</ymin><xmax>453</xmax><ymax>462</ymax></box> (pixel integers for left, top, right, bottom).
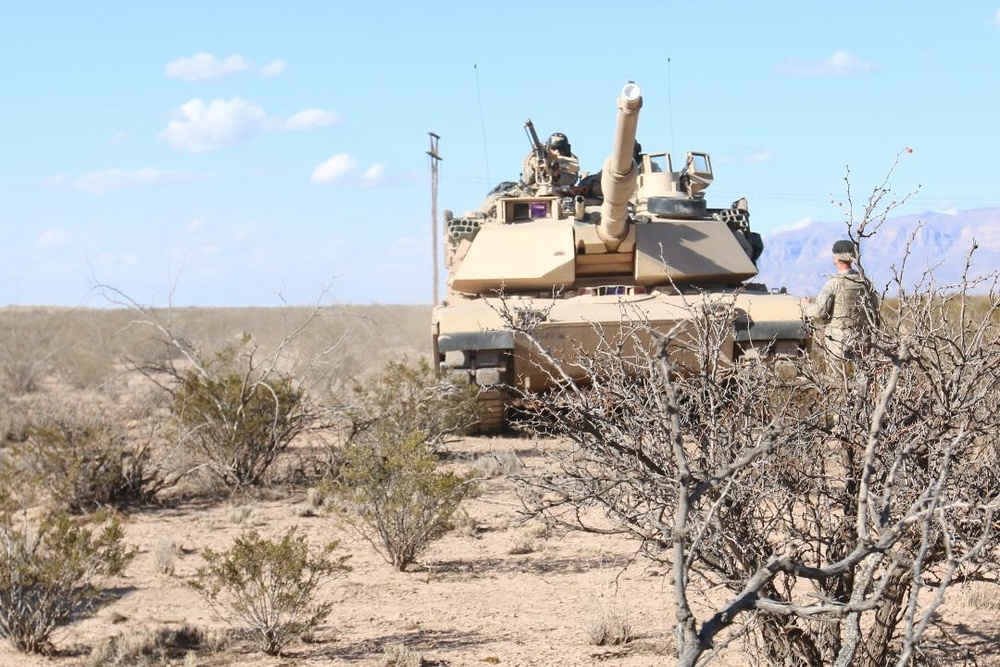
<box><xmin>598</xmin><ymin>83</ymin><xmax>642</xmax><ymax>251</ymax></box>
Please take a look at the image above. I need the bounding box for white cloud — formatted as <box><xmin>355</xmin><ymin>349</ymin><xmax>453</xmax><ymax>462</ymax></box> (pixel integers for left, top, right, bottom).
<box><xmin>310</xmin><ymin>156</ymin><xmax>387</xmax><ymax>186</ymax></box>
<box><xmin>261</xmin><ymin>60</ymin><xmax>287</xmax><ymax>77</ymax></box>
<box><xmin>934</xmin><ymin>206</ymin><xmax>958</xmax><ymax>216</ymax></box>
<box><xmin>187</xmin><ymin>217</ymin><xmax>207</xmax><ymax>233</ymax></box>
<box><xmin>165</xmin><ymin>53</ymin><xmax>251</xmax><ymax>81</ymax></box>
<box><xmin>112</xmin><ymin>130</ymin><xmax>132</xmax><ymax>144</ymax></box>
<box><xmin>160</xmin><ymin>98</ymin><xmax>270</xmax><ymax>152</ymax></box>
<box><xmin>776</xmin><ymin>50</ymin><xmax>875</xmax><ymax>76</ymax></box>
<box><xmin>311</xmin><ymin>154</ymin><xmax>357</xmax><ymax>184</ymax></box>
<box><xmin>285</xmin><ymin>108</ymin><xmax>341</xmax><ymax>130</ymax></box>
<box><xmin>161</xmin><ymin>98</ymin><xmax>341</xmax><ymax>152</ymax></box>
<box><xmin>38</xmin><ymin>228</ymin><xmax>68</xmax><ymax>248</ymax></box>
<box><xmin>995</xmin><ymin>9</ymin><xmax>1000</xmax><ymax>26</ymax></box>
<box><xmin>361</xmin><ymin>163</ymin><xmax>386</xmax><ymax>187</ymax></box>
<box><xmin>73</xmin><ymin>168</ymin><xmax>210</xmax><ymax>193</ymax></box>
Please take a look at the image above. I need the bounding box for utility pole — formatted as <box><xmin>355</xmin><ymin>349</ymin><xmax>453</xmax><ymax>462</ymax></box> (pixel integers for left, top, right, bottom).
<box><xmin>427</xmin><ymin>132</ymin><xmax>442</xmax><ymax>306</ymax></box>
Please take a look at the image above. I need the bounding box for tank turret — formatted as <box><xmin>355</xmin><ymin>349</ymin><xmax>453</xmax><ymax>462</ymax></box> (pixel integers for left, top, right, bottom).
<box><xmin>432</xmin><ymin>82</ymin><xmax>809</xmax><ymax>431</ymax></box>
<box><xmin>598</xmin><ymin>82</ymin><xmax>642</xmax><ymax>251</ymax></box>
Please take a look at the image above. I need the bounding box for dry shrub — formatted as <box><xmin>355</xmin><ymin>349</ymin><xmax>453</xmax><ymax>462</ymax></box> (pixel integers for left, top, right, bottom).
<box><xmin>0</xmin><ymin>320</ymin><xmax>56</xmax><ymax>394</ymax></box>
<box><xmin>10</xmin><ymin>407</ymin><xmax>169</xmax><ymax>512</ymax></box>
<box><xmin>342</xmin><ymin>356</ymin><xmax>480</xmax><ymax>455</ymax></box>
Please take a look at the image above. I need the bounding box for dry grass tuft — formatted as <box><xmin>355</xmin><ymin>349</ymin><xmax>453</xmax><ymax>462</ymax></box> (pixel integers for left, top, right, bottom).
<box><xmin>86</xmin><ymin>624</ymin><xmax>228</xmax><ymax>666</ymax></box>
<box><xmin>153</xmin><ymin>536</ymin><xmax>180</xmax><ymax>575</ymax></box>
<box><xmin>585</xmin><ymin>598</ymin><xmax>633</xmax><ymax>646</ymax></box>
<box><xmin>472</xmin><ymin>449</ymin><xmax>524</xmax><ymax>479</ymax></box>
<box><xmin>958</xmin><ymin>581</ymin><xmax>1000</xmax><ymax>611</ymax></box>
<box><xmin>381</xmin><ymin>641</ymin><xmax>424</xmax><ymax>667</ymax></box>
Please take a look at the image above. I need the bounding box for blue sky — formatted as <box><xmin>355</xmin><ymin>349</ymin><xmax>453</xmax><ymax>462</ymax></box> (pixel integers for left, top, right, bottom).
<box><xmin>2</xmin><ymin>1</ymin><xmax>999</xmax><ymax>307</ymax></box>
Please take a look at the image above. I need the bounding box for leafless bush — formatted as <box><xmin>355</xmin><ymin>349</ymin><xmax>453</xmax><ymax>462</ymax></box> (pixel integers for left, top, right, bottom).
<box><xmin>505</xmin><ymin>176</ymin><xmax>999</xmax><ymax>665</ymax></box>
<box><xmin>0</xmin><ymin>321</ymin><xmax>57</xmax><ymax>394</ymax></box>
<box><xmin>90</xmin><ymin>287</ymin><xmax>353</xmax><ymax>493</ymax></box>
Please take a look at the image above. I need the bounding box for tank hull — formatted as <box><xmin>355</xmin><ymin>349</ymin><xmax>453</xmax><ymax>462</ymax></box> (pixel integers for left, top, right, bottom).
<box><xmin>433</xmin><ymin>288</ymin><xmax>805</xmax><ymax>430</ymax></box>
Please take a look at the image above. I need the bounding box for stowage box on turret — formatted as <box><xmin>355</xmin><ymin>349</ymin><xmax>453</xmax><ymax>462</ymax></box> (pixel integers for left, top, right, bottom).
<box><xmin>432</xmin><ymin>82</ymin><xmax>807</xmax><ymax>430</ymax></box>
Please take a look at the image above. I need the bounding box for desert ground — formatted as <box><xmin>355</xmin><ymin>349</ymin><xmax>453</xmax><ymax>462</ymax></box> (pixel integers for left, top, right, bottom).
<box><xmin>0</xmin><ymin>306</ymin><xmax>997</xmax><ymax>666</ymax></box>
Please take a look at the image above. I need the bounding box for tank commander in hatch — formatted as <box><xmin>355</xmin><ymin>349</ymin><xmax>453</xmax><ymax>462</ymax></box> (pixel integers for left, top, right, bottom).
<box><xmin>800</xmin><ymin>239</ymin><xmax>880</xmax><ymax>361</ymax></box>
<box><xmin>522</xmin><ymin>132</ymin><xmax>580</xmax><ymax>189</ymax></box>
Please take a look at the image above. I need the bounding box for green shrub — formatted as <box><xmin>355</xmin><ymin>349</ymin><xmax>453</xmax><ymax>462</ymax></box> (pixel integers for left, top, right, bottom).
<box><xmin>329</xmin><ymin>433</ymin><xmax>477</xmax><ymax>571</ymax></box>
<box><xmin>171</xmin><ymin>342</ymin><xmax>311</xmax><ymax>491</ymax></box>
<box><xmin>344</xmin><ymin>357</ymin><xmax>479</xmax><ymax>453</ymax></box>
<box><xmin>0</xmin><ymin>510</ymin><xmax>134</xmax><ymax>653</ymax></box>
<box><xmin>190</xmin><ymin>527</ymin><xmax>350</xmax><ymax>656</ymax></box>
<box><xmin>13</xmin><ymin>412</ymin><xmax>168</xmax><ymax>512</ymax></box>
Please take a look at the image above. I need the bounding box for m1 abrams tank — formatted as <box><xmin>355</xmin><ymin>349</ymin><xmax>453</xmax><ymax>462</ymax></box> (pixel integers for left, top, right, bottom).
<box><xmin>432</xmin><ymin>82</ymin><xmax>807</xmax><ymax>430</ymax></box>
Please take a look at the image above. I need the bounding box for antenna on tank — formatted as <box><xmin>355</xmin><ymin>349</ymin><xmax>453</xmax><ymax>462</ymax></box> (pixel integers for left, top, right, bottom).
<box><xmin>667</xmin><ymin>57</ymin><xmax>676</xmax><ymax>158</ymax></box>
<box><xmin>474</xmin><ymin>64</ymin><xmax>491</xmax><ymax>185</ymax></box>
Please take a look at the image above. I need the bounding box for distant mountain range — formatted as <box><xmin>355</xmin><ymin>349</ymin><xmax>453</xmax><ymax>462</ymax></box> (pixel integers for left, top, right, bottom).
<box><xmin>753</xmin><ymin>207</ymin><xmax>1000</xmax><ymax>297</ymax></box>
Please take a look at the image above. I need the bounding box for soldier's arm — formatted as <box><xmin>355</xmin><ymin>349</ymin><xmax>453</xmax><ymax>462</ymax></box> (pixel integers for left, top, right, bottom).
<box><xmin>804</xmin><ymin>279</ymin><xmax>837</xmax><ymax>321</ymax></box>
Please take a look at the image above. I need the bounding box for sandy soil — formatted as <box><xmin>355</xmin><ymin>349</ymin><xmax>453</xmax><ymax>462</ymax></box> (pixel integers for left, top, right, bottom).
<box><xmin>1</xmin><ymin>435</ymin><xmax>997</xmax><ymax>667</ymax></box>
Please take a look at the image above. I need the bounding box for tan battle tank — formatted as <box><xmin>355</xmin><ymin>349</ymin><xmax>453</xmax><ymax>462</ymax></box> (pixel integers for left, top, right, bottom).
<box><xmin>432</xmin><ymin>82</ymin><xmax>807</xmax><ymax>430</ymax></box>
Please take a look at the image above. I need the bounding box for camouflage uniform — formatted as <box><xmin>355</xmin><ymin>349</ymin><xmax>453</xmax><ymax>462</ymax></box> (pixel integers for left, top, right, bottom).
<box><xmin>806</xmin><ymin>267</ymin><xmax>879</xmax><ymax>360</ymax></box>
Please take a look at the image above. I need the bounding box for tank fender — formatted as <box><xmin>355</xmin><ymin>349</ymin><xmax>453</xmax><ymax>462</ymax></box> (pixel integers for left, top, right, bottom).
<box><xmin>437</xmin><ymin>330</ymin><xmax>515</xmax><ymax>353</ymax></box>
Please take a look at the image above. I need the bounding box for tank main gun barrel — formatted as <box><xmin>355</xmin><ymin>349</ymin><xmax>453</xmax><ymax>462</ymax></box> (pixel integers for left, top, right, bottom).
<box><xmin>598</xmin><ymin>82</ymin><xmax>642</xmax><ymax>251</ymax></box>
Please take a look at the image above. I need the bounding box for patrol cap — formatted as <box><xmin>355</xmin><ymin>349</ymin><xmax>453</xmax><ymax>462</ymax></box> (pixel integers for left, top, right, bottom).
<box><xmin>832</xmin><ymin>239</ymin><xmax>857</xmax><ymax>262</ymax></box>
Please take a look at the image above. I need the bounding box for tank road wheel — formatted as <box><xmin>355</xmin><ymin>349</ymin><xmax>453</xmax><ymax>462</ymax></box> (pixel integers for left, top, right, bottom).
<box><xmin>475</xmin><ymin>388</ymin><xmax>508</xmax><ymax>433</ymax></box>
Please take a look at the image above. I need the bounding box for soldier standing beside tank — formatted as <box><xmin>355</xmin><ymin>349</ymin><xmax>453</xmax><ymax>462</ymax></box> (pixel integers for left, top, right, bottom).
<box><xmin>800</xmin><ymin>240</ymin><xmax>880</xmax><ymax>362</ymax></box>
